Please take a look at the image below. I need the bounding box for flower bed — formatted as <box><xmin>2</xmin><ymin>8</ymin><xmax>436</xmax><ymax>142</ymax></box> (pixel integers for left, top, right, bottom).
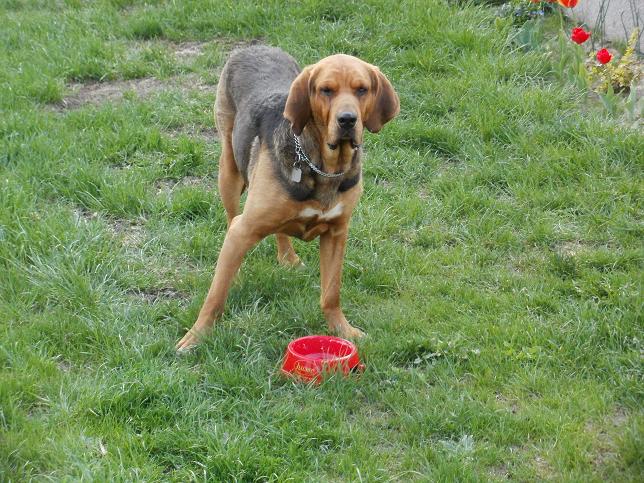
<box><xmin>498</xmin><ymin>0</ymin><xmax>642</xmax><ymax>122</ymax></box>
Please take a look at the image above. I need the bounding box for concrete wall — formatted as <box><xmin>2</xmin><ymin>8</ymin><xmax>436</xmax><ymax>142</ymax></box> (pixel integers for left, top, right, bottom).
<box><xmin>568</xmin><ymin>0</ymin><xmax>642</xmax><ymax>52</ymax></box>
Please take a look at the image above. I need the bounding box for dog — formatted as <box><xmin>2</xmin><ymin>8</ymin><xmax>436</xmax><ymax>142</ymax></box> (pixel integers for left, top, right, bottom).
<box><xmin>176</xmin><ymin>46</ymin><xmax>399</xmax><ymax>351</ymax></box>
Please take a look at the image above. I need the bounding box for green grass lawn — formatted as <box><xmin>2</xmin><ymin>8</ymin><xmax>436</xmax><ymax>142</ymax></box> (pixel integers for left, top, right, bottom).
<box><xmin>1</xmin><ymin>0</ymin><xmax>642</xmax><ymax>480</ymax></box>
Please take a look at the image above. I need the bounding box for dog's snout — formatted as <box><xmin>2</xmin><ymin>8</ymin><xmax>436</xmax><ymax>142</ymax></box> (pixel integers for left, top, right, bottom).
<box><xmin>337</xmin><ymin>111</ymin><xmax>357</xmax><ymax>128</ymax></box>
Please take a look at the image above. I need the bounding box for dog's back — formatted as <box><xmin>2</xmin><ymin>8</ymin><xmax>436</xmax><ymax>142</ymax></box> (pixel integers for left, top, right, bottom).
<box><xmin>221</xmin><ymin>46</ymin><xmax>300</xmax><ymax>110</ymax></box>
<box><xmin>215</xmin><ymin>46</ymin><xmax>300</xmax><ymax>180</ymax></box>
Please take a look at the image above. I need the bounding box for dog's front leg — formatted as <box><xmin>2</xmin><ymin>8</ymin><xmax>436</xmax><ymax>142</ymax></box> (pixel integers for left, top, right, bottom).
<box><xmin>176</xmin><ymin>215</ymin><xmax>263</xmax><ymax>351</ymax></box>
<box><xmin>319</xmin><ymin>225</ymin><xmax>365</xmax><ymax>339</ymax></box>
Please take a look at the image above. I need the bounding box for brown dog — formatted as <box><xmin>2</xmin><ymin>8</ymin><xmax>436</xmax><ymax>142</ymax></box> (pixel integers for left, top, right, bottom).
<box><xmin>176</xmin><ymin>46</ymin><xmax>399</xmax><ymax>351</ymax></box>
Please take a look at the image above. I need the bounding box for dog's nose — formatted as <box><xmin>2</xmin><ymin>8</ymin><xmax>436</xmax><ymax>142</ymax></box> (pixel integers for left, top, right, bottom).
<box><xmin>337</xmin><ymin>111</ymin><xmax>357</xmax><ymax>128</ymax></box>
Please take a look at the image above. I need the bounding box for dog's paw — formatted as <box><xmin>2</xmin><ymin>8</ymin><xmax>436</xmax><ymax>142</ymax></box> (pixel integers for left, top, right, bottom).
<box><xmin>175</xmin><ymin>326</ymin><xmax>209</xmax><ymax>353</ymax></box>
<box><xmin>278</xmin><ymin>254</ymin><xmax>305</xmax><ymax>268</ymax></box>
<box><xmin>337</xmin><ymin>325</ymin><xmax>366</xmax><ymax>340</ymax></box>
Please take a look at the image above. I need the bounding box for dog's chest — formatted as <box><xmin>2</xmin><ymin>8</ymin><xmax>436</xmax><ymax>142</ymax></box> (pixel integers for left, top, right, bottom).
<box><xmin>279</xmin><ymin>202</ymin><xmax>345</xmax><ymax>241</ymax></box>
<box><xmin>298</xmin><ymin>202</ymin><xmax>344</xmax><ymax>222</ymax></box>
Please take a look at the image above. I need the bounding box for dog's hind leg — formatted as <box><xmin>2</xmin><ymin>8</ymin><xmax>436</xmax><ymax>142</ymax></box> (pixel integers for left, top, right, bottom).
<box><xmin>275</xmin><ymin>233</ymin><xmax>302</xmax><ymax>267</ymax></box>
<box><xmin>215</xmin><ymin>85</ymin><xmax>245</xmax><ymax>227</ymax></box>
<box><xmin>218</xmin><ymin>141</ymin><xmax>245</xmax><ymax>227</ymax></box>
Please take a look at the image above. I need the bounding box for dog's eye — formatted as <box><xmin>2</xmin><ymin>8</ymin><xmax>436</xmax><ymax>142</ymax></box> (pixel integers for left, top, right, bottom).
<box><xmin>356</xmin><ymin>87</ymin><xmax>368</xmax><ymax>96</ymax></box>
<box><xmin>320</xmin><ymin>87</ymin><xmax>333</xmax><ymax>96</ymax></box>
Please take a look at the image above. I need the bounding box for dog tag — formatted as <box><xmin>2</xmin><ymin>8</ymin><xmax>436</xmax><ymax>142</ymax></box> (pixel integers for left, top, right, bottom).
<box><xmin>290</xmin><ymin>166</ymin><xmax>302</xmax><ymax>183</ymax></box>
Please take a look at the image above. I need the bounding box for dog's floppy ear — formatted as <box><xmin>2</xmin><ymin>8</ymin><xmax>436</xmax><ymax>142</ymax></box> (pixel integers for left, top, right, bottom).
<box><xmin>365</xmin><ymin>67</ymin><xmax>400</xmax><ymax>133</ymax></box>
<box><xmin>284</xmin><ymin>67</ymin><xmax>313</xmax><ymax>136</ymax></box>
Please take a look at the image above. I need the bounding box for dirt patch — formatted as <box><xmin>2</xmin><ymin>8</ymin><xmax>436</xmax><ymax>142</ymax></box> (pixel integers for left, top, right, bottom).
<box><xmin>495</xmin><ymin>392</ymin><xmax>520</xmax><ymax>415</ymax></box>
<box><xmin>127</xmin><ymin>287</ymin><xmax>187</xmax><ymax>303</ymax></box>
<box><xmin>173</xmin><ymin>41</ymin><xmax>207</xmax><ymax>61</ymax></box>
<box><xmin>179</xmin><ymin>72</ymin><xmax>213</xmax><ymax>93</ymax></box>
<box><xmin>373</xmin><ymin>178</ymin><xmax>392</xmax><ymax>189</ymax></box>
<box><xmin>608</xmin><ymin>407</ymin><xmax>628</xmax><ymax>427</ymax></box>
<box><xmin>55</xmin><ymin>73</ymin><xmax>213</xmax><ymax>111</ymax></box>
<box><xmin>170</xmin><ymin>38</ymin><xmax>265</xmax><ymax>68</ymax></box>
<box><xmin>166</xmin><ymin>125</ymin><xmax>219</xmax><ymax>143</ymax></box>
<box><xmin>57</xmin><ymin>78</ymin><xmax>166</xmax><ymax>110</ymax></box>
<box><xmin>52</xmin><ymin>37</ymin><xmax>266</xmax><ymax>111</ymax></box>
<box><xmin>111</xmin><ymin>218</ymin><xmax>147</xmax><ymax>247</ymax></box>
<box><xmin>72</xmin><ymin>207</ymin><xmax>148</xmax><ymax>247</ymax></box>
<box><xmin>488</xmin><ymin>463</ymin><xmax>511</xmax><ymax>480</ymax></box>
<box><xmin>124</xmin><ymin>39</ymin><xmax>207</xmax><ymax>63</ymax></box>
<box><xmin>218</xmin><ymin>37</ymin><xmax>264</xmax><ymax>51</ymax></box>
<box><xmin>556</xmin><ymin>240</ymin><xmax>585</xmax><ymax>257</ymax></box>
<box><xmin>585</xmin><ymin>407</ymin><xmax>630</xmax><ymax>471</ymax></box>
<box><xmin>534</xmin><ymin>455</ymin><xmax>556</xmax><ymax>479</ymax></box>
<box><xmin>155</xmin><ymin>175</ymin><xmax>216</xmax><ymax>195</ymax></box>
<box><xmin>505</xmin><ymin>445</ymin><xmax>557</xmax><ymax>480</ymax></box>
<box><xmin>55</xmin><ymin>357</ymin><xmax>72</xmax><ymax>373</ymax></box>
<box><xmin>72</xmin><ymin>207</ymin><xmax>99</xmax><ymax>225</ymax></box>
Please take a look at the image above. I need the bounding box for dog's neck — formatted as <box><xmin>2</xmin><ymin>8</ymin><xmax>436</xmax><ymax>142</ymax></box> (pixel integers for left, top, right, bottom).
<box><xmin>273</xmin><ymin>120</ymin><xmax>362</xmax><ymax>207</ymax></box>
<box><xmin>300</xmin><ymin>124</ymin><xmax>358</xmax><ymax>175</ymax></box>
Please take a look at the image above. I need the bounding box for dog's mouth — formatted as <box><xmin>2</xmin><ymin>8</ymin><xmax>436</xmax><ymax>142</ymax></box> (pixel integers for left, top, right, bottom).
<box><xmin>327</xmin><ymin>139</ymin><xmax>361</xmax><ymax>150</ymax></box>
<box><xmin>327</xmin><ymin>130</ymin><xmax>361</xmax><ymax>150</ymax></box>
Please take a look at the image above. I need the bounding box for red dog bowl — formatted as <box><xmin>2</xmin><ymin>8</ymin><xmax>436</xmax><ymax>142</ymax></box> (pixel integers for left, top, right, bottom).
<box><xmin>281</xmin><ymin>335</ymin><xmax>364</xmax><ymax>383</ymax></box>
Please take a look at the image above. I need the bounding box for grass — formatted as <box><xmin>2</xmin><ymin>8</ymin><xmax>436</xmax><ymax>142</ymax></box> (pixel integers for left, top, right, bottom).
<box><xmin>0</xmin><ymin>0</ymin><xmax>642</xmax><ymax>480</ymax></box>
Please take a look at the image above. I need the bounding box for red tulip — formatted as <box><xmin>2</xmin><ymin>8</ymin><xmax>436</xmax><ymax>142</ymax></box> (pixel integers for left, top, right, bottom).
<box><xmin>558</xmin><ymin>0</ymin><xmax>579</xmax><ymax>7</ymax></box>
<box><xmin>570</xmin><ymin>27</ymin><xmax>591</xmax><ymax>44</ymax></box>
<box><xmin>596</xmin><ymin>48</ymin><xmax>612</xmax><ymax>64</ymax></box>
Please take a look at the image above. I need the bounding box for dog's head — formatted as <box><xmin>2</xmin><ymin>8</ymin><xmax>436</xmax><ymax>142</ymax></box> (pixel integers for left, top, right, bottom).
<box><xmin>284</xmin><ymin>54</ymin><xmax>399</xmax><ymax>149</ymax></box>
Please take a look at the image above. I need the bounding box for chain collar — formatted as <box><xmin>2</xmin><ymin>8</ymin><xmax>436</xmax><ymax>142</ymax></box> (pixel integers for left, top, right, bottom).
<box><xmin>293</xmin><ymin>132</ymin><xmax>346</xmax><ymax>179</ymax></box>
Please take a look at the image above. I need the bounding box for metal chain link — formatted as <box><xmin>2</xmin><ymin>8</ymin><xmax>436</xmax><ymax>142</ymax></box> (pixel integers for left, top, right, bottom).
<box><xmin>293</xmin><ymin>133</ymin><xmax>346</xmax><ymax>178</ymax></box>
